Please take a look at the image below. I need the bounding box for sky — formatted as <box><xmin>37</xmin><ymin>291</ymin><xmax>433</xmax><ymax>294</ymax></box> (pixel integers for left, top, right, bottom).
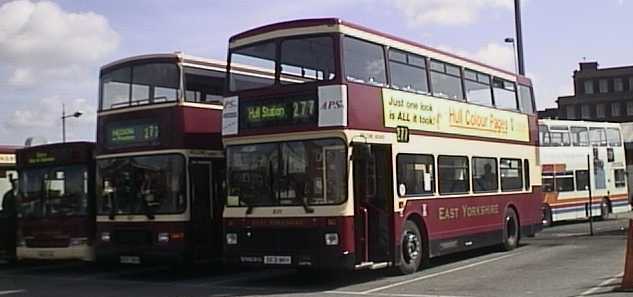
<box><xmin>0</xmin><ymin>0</ymin><xmax>632</xmax><ymax>145</ymax></box>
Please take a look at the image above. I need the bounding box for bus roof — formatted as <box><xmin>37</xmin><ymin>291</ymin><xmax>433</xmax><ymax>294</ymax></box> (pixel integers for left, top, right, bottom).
<box><xmin>229</xmin><ymin>18</ymin><xmax>531</xmax><ymax>85</ymax></box>
<box><xmin>0</xmin><ymin>145</ymin><xmax>21</xmax><ymax>154</ymax></box>
<box><xmin>100</xmin><ymin>52</ymin><xmax>227</xmax><ymax>73</ymax></box>
<box><xmin>538</xmin><ymin>119</ymin><xmax>622</xmax><ymax>129</ymax></box>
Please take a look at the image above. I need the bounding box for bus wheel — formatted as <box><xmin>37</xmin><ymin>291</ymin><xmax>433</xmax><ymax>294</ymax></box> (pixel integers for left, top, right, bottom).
<box><xmin>542</xmin><ymin>204</ymin><xmax>553</xmax><ymax>227</ymax></box>
<box><xmin>502</xmin><ymin>208</ymin><xmax>519</xmax><ymax>251</ymax></box>
<box><xmin>398</xmin><ymin>220</ymin><xmax>423</xmax><ymax>275</ymax></box>
<box><xmin>600</xmin><ymin>199</ymin><xmax>610</xmax><ymax>220</ymax></box>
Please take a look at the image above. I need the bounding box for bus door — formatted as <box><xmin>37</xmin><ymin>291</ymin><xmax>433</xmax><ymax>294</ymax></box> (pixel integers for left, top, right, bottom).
<box><xmin>353</xmin><ymin>143</ymin><xmax>394</xmax><ymax>264</ymax></box>
<box><xmin>189</xmin><ymin>159</ymin><xmax>214</xmax><ymax>259</ymax></box>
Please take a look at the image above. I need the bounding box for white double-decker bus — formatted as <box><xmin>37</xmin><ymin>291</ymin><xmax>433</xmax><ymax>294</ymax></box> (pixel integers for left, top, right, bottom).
<box><xmin>539</xmin><ymin>119</ymin><xmax>630</xmax><ymax>225</ymax></box>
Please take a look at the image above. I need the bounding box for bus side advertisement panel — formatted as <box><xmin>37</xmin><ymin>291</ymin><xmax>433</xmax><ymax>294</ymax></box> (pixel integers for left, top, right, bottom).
<box><xmin>381</xmin><ymin>89</ymin><xmax>530</xmax><ymax>142</ymax></box>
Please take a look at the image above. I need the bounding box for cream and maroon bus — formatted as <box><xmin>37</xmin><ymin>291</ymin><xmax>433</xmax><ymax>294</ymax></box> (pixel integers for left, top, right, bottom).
<box><xmin>222</xmin><ymin>18</ymin><xmax>543</xmax><ymax>274</ymax></box>
<box><xmin>539</xmin><ymin>119</ymin><xmax>629</xmax><ymax>226</ymax></box>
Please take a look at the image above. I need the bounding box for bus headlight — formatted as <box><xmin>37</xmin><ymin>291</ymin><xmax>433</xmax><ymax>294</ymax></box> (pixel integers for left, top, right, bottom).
<box><xmin>69</xmin><ymin>237</ymin><xmax>88</xmax><ymax>246</ymax></box>
<box><xmin>158</xmin><ymin>233</ymin><xmax>170</xmax><ymax>243</ymax></box>
<box><xmin>226</xmin><ymin>233</ymin><xmax>238</xmax><ymax>245</ymax></box>
<box><xmin>100</xmin><ymin>232</ymin><xmax>111</xmax><ymax>242</ymax></box>
<box><xmin>324</xmin><ymin>233</ymin><xmax>339</xmax><ymax>246</ymax></box>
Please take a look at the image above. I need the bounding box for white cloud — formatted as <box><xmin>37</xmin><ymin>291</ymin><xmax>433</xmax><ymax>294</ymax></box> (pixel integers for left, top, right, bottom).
<box><xmin>438</xmin><ymin>42</ymin><xmax>516</xmax><ymax>72</ymax></box>
<box><xmin>0</xmin><ymin>0</ymin><xmax>119</xmax><ymax>86</ymax></box>
<box><xmin>394</xmin><ymin>0</ymin><xmax>513</xmax><ymax>27</ymax></box>
<box><xmin>5</xmin><ymin>96</ymin><xmax>95</xmax><ymax>131</ymax></box>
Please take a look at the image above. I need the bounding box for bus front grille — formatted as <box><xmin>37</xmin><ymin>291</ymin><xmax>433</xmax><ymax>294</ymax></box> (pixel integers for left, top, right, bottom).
<box><xmin>113</xmin><ymin>230</ymin><xmax>153</xmax><ymax>246</ymax></box>
<box><xmin>240</xmin><ymin>229</ymin><xmax>316</xmax><ymax>251</ymax></box>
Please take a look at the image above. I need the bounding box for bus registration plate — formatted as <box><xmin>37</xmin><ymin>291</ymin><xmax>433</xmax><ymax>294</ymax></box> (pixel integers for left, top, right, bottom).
<box><xmin>120</xmin><ymin>256</ymin><xmax>141</xmax><ymax>264</ymax></box>
<box><xmin>264</xmin><ymin>256</ymin><xmax>291</xmax><ymax>265</ymax></box>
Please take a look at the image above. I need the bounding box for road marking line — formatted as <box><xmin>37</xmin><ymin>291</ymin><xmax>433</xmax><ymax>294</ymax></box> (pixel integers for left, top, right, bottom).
<box><xmin>325</xmin><ymin>290</ymin><xmax>471</xmax><ymax>297</ymax></box>
<box><xmin>577</xmin><ymin>273</ymin><xmax>623</xmax><ymax>296</ymax></box>
<box><xmin>0</xmin><ymin>290</ymin><xmax>26</xmax><ymax>296</ymax></box>
<box><xmin>361</xmin><ymin>252</ymin><xmax>521</xmax><ymax>294</ymax></box>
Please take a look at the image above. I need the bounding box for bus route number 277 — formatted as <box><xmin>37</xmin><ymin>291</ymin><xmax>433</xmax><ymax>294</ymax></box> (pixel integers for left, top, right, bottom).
<box><xmin>396</xmin><ymin>126</ymin><xmax>410</xmax><ymax>143</ymax></box>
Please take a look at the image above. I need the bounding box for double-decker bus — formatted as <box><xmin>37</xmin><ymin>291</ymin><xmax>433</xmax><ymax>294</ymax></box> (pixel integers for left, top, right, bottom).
<box><xmin>539</xmin><ymin>119</ymin><xmax>629</xmax><ymax>226</ymax></box>
<box><xmin>222</xmin><ymin>18</ymin><xmax>543</xmax><ymax>274</ymax></box>
<box><xmin>14</xmin><ymin>142</ymin><xmax>96</xmax><ymax>261</ymax></box>
<box><xmin>0</xmin><ymin>145</ymin><xmax>18</xmax><ymax>262</ymax></box>
<box><xmin>95</xmin><ymin>53</ymin><xmax>236</xmax><ymax>265</ymax></box>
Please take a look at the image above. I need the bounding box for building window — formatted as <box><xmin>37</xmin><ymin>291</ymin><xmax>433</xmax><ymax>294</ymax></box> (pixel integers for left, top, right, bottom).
<box><xmin>629</xmin><ymin>77</ymin><xmax>633</xmax><ymax>91</ymax></box>
<box><xmin>596</xmin><ymin>103</ymin><xmax>606</xmax><ymax>118</ymax></box>
<box><xmin>581</xmin><ymin>104</ymin><xmax>591</xmax><ymax>119</ymax></box>
<box><xmin>627</xmin><ymin>102</ymin><xmax>633</xmax><ymax>116</ymax></box>
<box><xmin>611</xmin><ymin>102</ymin><xmax>621</xmax><ymax>117</ymax></box>
<box><xmin>584</xmin><ymin>80</ymin><xmax>594</xmax><ymax>94</ymax></box>
<box><xmin>566</xmin><ymin>105</ymin><xmax>576</xmax><ymax>119</ymax></box>
<box><xmin>615</xmin><ymin>78</ymin><xmax>624</xmax><ymax>92</ymax></box>
<box><xmin>599</xmin><ymin>79</ymin><xmax>608</xmax><ymax>93</ymax></box>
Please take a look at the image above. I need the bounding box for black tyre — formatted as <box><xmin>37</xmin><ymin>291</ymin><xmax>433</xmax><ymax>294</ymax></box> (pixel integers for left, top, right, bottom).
<box><xmin>542</xmin><ymin>204</ymin><xmax>553</xmax><ymax>227</ymax></box>
<box><xmin>600</xmin><ymin>199</ymin><xmax>610</xmax><ymax>220</ymax></box>
<box><xmin>397</xmin><ymin>220</ymin><xmax>423</xmax><ymax>275</ymax></box>
<box><xmin>501</xmin><ymin>208</ymin><xmax>519</xmax><ymax>251</ymax></box>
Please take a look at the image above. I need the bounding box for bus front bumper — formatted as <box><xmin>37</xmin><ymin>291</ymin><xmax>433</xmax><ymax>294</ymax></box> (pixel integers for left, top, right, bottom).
<box><xmin>224</xmin><ymin>248</ymin><xmax>356</xmax><ymax>270</ymax></box>
<box><xmin>17</xmin><ymin>245</ymin><xmax>94</xmax><ymax>262</ymax></box>
<box><xmin>95</xmin><ymin>244</ymin><xmax>189</xmax><ymax>265</ymax></box>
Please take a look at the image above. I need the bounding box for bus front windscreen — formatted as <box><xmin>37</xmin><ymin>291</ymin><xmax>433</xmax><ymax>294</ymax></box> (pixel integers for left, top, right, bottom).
<box><xmin>96</xmin><ymin>154</ymin><xmax>186</xmax><ymax>216</ymax></box>
<box><xmin>19</xmin><ymin>165</ymin><xmax>89</xmax><ymax>218</ymax></box>
<box><xmin>226</xmin><ymin>138</ymin><xmax>347</xmax><ymax>207</ymax></box>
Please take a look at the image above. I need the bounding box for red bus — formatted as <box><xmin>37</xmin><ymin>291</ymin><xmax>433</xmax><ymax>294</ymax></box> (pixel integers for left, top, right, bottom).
<box><xmin>15</xmin><ymin>142</ymin><xmax>96</xmax><ymax>261</ymax></box>
<box><xmin>0</xmin><ymin>145</ymin><xmax>19</xmax><ymax>263</ymax></box>
<box><xmin>94</xmin><ymin>53</ymin><xmax>232</xmax><ymax>265</ymax></box>
<box><xmin>222</xmin><ymin>18</ymin><xmax>543</xmax><ymax>274</ymax></box>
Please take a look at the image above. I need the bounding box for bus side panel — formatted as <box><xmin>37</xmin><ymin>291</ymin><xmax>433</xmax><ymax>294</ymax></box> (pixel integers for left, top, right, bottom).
<box><xmin>399</xmin><ymin>190</ymin><xmax>542</xmax><ymax>258</ymax></box>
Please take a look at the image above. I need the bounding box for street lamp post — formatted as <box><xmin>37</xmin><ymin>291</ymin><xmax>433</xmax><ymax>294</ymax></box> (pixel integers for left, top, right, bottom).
<box><xmin>61</xmin><ymin>104</ymin><xmax>83</xmax><ymax>143</ymax></box>
<box><xmin>504</xmin><ymin>37</ymin><xmax>519</xmax><ymax>74</ymax></box>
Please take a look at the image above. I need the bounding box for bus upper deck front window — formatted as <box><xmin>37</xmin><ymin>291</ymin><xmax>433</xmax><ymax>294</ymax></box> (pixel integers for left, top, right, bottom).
<box><xmin>100</xmin><ymin>62</ymin><xmax>180</xmax><ymax>110</ymax></box>
<box><xmin>280</xmin><ymin>36</ymin><xmax>335</xmax><ymax>84</ymax></box>
<box><xmin>229</xmin><ymin>41</ymin><xmax>276</xmax><ymax>92</ymax></box>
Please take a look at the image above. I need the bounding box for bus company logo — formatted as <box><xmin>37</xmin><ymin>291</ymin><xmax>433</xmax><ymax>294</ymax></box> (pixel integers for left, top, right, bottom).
<box><xmin>320</xmin><ymin>99</ymin><xmax>343</xmax><ymax>110</ymax></box>
<box><xmin>439</xmin><ymin>204</ymin><xmax>500</xmax><ymax>221</ymax></box>
<box><xmin>224</xmin><ymin>99</ymin><xmax>236</xmax><ymax>109</ymax></box>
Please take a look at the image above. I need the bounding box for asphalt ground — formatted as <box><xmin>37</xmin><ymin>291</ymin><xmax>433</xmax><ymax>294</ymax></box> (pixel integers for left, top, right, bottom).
<box><xmin>1</xmin><ymin>213</ymin><xmax>632</xmax><ymax>297</ymax></box>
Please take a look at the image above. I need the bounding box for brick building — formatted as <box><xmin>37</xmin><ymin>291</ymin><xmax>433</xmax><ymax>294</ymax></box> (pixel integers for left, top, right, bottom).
<box><xmin>550</xmin><ymin>62</ymin><xmax>633</xmax><ymax>121</ymax></box>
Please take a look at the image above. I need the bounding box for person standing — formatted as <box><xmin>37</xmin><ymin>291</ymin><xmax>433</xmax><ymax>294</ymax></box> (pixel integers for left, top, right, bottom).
<box><xmin>1</xmin><ymin>176</ymin><xmax>18</xmax><ymax>262</ymax></box>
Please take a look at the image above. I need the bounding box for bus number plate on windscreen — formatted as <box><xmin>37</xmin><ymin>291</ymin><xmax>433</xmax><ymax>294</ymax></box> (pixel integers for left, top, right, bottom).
<box><xmin>120</xmin><ymin>256</ymin><xmax>141</xmax><ymax>264</ymax></box>
<box><xmin>264</xmin><ymin>256</ymin><xmax>291</xmax><ymax>265</ymax></box>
